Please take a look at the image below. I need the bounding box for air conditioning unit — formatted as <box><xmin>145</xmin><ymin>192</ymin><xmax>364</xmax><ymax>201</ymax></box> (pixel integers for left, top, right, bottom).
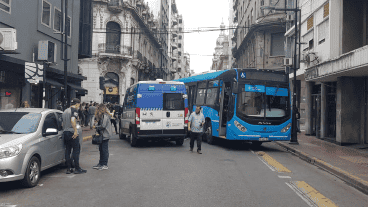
<box><xmin>38</xmin><ymin>40</ymin><xmax>57</xmax><ymax>63</ymax></box>
<box><xmin>284</xmin><ymin>58</ymin><xmax>293</xmax><ymax>66</ymax></box>
<box><xmin>0</xmin><ymin>28</ymin><xmax>18</xmax><ymax>51</ymax></box>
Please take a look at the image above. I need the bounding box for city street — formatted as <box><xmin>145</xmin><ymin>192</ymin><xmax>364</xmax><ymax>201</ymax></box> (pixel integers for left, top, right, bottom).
<box><xmin>1</xmin><ymin>133</ymin><xmax>368</xmax><ymax>207</ymax></box>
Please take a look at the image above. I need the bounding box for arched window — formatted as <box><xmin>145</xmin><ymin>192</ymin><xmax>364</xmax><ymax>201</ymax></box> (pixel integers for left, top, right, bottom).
<box><xmin>106</xmin><ymin>22</ymin><xmax>121</xmax><ymax>53</ymax></box>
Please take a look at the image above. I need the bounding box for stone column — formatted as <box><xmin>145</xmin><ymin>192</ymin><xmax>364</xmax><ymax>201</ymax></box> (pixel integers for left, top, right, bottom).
<box><xmin>336</xmin><ymin>77</ymin><xmax>364</xmax><ymax>144</ymax></box>
<box><xmin>305</xmin><ymin>81</ymin><xmax>313</xmax><ymax>135</ymax></box>
<box><xmin>320</xmin><ymin>83</ymin><xmax>327</xmax><ymax>138</ymax></box>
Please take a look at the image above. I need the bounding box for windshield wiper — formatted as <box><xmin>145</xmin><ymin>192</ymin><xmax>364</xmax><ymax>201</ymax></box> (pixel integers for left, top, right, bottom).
<box><xmin>0</xmin><ymin>130</ymin><xmax>22</xmax><ymax>134</ymax></box>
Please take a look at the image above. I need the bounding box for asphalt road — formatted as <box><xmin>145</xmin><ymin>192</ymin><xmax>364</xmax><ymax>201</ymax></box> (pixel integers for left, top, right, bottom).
<box><xmin>1</xmin><ymin>134</ymin><xmax>368</xmax><ymax>207</ymax></box>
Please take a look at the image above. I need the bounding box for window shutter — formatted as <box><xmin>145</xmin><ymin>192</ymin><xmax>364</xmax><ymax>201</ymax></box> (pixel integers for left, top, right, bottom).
<box><xmin>323</xmin><ymin>2</ymin><xmax>329</xmax><ymax>18</ymax></box>
<box><xmin>307</xmin><ymin>16</ymin><xmax>314</xmax><ymax>31</ymax></box>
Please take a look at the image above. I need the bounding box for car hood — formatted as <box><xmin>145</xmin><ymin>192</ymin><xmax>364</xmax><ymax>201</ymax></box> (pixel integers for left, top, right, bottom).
<box><xmin>0</xmin><ymin>133</ymin><xmax>36</xmax><ymax>148</ymax></box>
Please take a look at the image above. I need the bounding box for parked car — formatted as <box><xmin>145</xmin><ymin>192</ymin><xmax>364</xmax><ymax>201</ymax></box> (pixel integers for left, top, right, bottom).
<box><xmin>0</xmin><ymin>108</ymin><xmax>82</xmax><ymax>187</ymax></box>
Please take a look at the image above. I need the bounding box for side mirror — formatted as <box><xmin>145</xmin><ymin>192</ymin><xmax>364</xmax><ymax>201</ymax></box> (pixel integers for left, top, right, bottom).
<box><xmin>44</xmin><ymin>128</ymin><xmax>58</xmax><ymax>136</ymax></box>
<box><xmin>232</xmin><ymin>82</ymin><xmax>239</xmax><ymax>94</ymax></box>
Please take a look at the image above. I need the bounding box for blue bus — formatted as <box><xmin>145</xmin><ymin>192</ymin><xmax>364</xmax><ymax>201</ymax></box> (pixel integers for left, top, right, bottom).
<box><xmin>175</xmin><ymin>69</ymin><xmax>291</xmax><ymax>146</ymax></box>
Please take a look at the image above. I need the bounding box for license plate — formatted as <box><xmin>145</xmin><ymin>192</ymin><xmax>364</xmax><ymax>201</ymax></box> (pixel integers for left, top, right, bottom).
<box><xmin>259</xmin><ymin>138</ymin><xmax>268</xmax><ymax>141</ymax></box>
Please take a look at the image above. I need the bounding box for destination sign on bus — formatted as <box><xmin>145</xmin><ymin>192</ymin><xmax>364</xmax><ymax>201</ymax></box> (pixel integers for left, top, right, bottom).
<box><xmin>239</xmin><ymin>71</ymin><xmax>287</xmax><ymax>82</ymax></box>
<box><xmin>244</xmin><ymin>84</ymin><xmax>265</xmax><ymax>92</ymax></box>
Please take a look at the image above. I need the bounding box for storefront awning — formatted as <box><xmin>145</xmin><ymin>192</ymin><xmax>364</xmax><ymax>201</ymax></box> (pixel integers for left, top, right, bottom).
<box><xmin>68</xmin><ymin>83</ymin><xmax>88</xmax><ymax>95</ymax></box>
<box><xmin>45</xmin><ymin>79</ymin><xmax>63</xmax><ymax>87</ymax></box>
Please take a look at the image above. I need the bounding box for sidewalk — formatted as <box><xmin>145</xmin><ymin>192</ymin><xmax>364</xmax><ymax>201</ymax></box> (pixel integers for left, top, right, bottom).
<box><xmin>275</xmin><ymin>132</ymin><xmax>368</xmax><ymax>195</ymax></box>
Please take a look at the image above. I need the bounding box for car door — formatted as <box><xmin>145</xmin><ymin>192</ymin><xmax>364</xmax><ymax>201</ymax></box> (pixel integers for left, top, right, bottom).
<box><xmin>56</xmin><ymin>112</ymin><xmax>66</xmax><ymax>162</ymax></box>
<box><xmin>162</xmin><ymin>91</ymin><xmax>185</xmax><ymax>134</ymax></box>
<box><xmin>40</xmin><ymin>112</ymin><xmax>60</xmax><ymax>168</ymax></box>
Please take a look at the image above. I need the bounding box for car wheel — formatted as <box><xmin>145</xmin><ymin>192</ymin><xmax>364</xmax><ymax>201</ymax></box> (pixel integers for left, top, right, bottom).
<box><xmin>176</xmin><ymin>138</ymin><xmax>184</xmax><ymax>146</ymax></box>
<box><xmin>205</xmin><ymin>122</ymin><xmax>214</xmax><ymax>145</ymax></box>
<box><xmin>21</xmin><ymin>156</ymin><xmax>41</xmax><ymax>188</ymax></box>
<box><xmin>252</xmin><ymin>141</ymin><xmax>263</xmax><ymax>147</ymax></box>
<box><xmin>130</xmin><ymin>131</ymin><xmax>137</xmax><ymax>147</ymax></box>
<box><xmin>119</xmin><ymin>127</ymin><xmax>126</xmax><ymax>140</ymax></box>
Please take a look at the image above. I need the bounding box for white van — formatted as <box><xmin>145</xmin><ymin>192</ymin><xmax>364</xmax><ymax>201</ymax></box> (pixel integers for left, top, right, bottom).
<box><xmin>119</xmin><ymin>79</ymin><xmax>189</xmax><ymax>147</ymax></box>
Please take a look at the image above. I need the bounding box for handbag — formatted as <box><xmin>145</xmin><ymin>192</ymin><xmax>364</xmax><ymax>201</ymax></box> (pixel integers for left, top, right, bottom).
<box><xmin>92</xmin><ymin>133</ymin><xmax>103</xmax><ymax>145</ymax></box>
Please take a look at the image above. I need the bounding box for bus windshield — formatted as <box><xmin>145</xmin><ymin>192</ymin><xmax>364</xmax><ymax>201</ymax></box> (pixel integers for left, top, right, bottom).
<box><xmin>237</xmin><ymin>84</ymin><xmax>289</xmax><ymax>120</ymax></box>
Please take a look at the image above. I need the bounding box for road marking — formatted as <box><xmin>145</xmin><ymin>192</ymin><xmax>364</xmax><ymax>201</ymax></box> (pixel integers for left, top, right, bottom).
<box><xmin>278</xmin><ymin>175</ymin><xmax>291</xmax><ymax>179</ymax></box>
<box><xmin>0</xmin><ymin>204</ymin><xmax>17</xmax><ymax>207</ymax></box>
<box><xmin>286</xmin><ymin>181</ymin><xmax>338</xmax><ymax>207</ymax></box>
<box><xmin>255</xmin><ymin>151</ymin><xmax>291</xmax><ymax>173</ymax></box>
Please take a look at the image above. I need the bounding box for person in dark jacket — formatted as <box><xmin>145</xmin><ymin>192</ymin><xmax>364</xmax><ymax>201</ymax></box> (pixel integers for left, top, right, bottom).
<box><xmin>92</xmin><ymin>104</ymin><xmax>112</xmax><ymax>170</ymax></box>
<box><xmin>296</xmin><ymin>108</ymin><xmax>301</xmax><ymax>133</ymax></box>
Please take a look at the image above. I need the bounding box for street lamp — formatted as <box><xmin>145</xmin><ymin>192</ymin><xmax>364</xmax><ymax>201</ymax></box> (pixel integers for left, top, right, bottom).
<box><xmin>261</xmin><ymin>3</ymin><xmax>300</xmax><ymax>145</ymax></box>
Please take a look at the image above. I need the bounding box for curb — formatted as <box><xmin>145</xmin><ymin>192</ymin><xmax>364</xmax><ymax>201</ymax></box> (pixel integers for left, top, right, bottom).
<box><xmin>275</xmin><ymin>141</ymin><xmax>368</xmax><ymax>195</ymax></box>
<box><xmin>83</xmin><ymin>135</ymin><xmax>92</xmax><ymax>142</ymax></box>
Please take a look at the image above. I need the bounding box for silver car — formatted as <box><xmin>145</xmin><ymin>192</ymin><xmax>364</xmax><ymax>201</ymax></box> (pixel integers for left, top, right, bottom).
<box><xmin>0</xmin><ymin>108</ymin><xmax>82</xmax><ymax>187</ymax></box>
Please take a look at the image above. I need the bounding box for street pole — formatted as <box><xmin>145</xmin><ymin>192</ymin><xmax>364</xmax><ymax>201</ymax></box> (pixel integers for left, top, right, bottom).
<box><xmin>63</xmin><ymin>0</ymin><xmax>69</xmax><ymax>110</ymax></box>
<box><xmin>290</xmin><ymin>0</ymin><xmax>299</xmax><ymax>144</ymax></box>
<box><xmin>42</xmin><ymin>61</ymin><xmax>47</xmax><ymax>108</ymax></box>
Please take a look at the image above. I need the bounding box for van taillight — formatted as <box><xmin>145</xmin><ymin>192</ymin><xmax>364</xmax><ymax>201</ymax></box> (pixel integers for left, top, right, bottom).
<box><xmin>135</xmin><ymin>108</ymin><xmax>140</xmax><ymax>125</ymax></box>
<box><xmin>184</xmin><ymin>107</ymin><xmax>189</xmax><ymax>124</ymax></box>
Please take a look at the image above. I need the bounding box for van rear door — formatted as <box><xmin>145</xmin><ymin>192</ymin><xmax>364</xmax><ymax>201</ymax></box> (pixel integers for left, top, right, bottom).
<box><xmin>162</xmin><ymin>92</ymin><xmax>185</xmax><ymax>134</ymax></box>
<box><xmin>138</xmin><ymin>84</ymin><xmax>164</xmax><ymax>135</ymax></box>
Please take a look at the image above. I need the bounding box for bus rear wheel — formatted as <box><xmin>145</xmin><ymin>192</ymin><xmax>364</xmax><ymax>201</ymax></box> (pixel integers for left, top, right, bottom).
<box><xmin>205</xmin><ymin>122</ymin><xmax>214</xmax><ymax>145</ymax></box>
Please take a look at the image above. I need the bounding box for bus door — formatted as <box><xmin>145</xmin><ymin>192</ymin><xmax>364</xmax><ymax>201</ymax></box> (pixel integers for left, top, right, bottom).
<box><xmin>218</xmin><ymin>81</ymin><xmax>232</xmax><ymax>136</ymax></box>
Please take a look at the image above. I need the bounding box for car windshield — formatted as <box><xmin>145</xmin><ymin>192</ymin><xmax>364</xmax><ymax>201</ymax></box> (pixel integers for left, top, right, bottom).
<box><xmin>237</xmin><ymin>84</ymin><xmax>290</xmax><ymax>120</ymax></box>
<box><xmin>0</xmin><ymin>112</ymin><xmax>42</xmax><ymax>134</ymax></box>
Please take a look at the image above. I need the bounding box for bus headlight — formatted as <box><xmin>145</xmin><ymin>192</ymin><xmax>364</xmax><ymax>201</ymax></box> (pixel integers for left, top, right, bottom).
<box><xmin>281</xmin><ymin>123</ymin><xmax>292</xmax><ymax>133</ymax></box>
<box><xmin>234</xmin><ymin>120</ymin><xmax>247</xmax><ymax>132</ymax></box>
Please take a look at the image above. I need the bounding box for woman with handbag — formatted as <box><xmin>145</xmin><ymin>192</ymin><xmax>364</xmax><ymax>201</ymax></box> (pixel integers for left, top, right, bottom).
<box><xmin>92</xmin><ymin>104</ymin><xmax>113</xmax><ymax>170</ymax></box>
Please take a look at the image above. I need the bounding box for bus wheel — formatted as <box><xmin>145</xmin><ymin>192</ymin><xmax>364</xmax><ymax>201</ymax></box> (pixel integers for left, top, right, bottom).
<box><xmin>252</xmin><ymin>141</ymin><xmax>263</xmax><ymax>147</ymax></box>
<box><xmin>205</xmin><ymin>122</ymin><xmax>214</xmax><ymax>145</ymax></box>
<box><xmin>130</xmin><ymin>131</ymin><xmax>137</xmax><ymax>147</ymax></box>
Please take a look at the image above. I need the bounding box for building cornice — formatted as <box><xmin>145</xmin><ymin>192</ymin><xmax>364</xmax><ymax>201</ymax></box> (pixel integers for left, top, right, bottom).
<box><xmin>233</xmin><ymin>21</ymin><xmax>285</xmax><ymax>58</ymax></box>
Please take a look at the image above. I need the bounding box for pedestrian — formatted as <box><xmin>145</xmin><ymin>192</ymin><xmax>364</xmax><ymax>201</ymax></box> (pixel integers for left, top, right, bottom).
<box><xmin>5</xmin><ymin>99</ymin><xmax>15</xmax><ymax>109</ymax></box>
<box><xmin>56</xmin><ymin>100</ymin><xmax>63</xmax><ymax>111</ymax></box>
<box><xmin>88</xmin><ymin>102</ymin><xmax>97</xmax><ymax>129</ymax></box>
<box><xmin>188</xmin><ymin>106</ymin><xmax>205</xmax><ymax>154</ymax></box>
<box><xmin>108</xmin><ymin>105</ymin><xmax>118</xmax><ymax>134</ymax></box>
<box><xmin>78</xmin><ymin>102</ymin><xmax>85</xmax><ymax>127</ymax></box>
<box><xmin>92</xmin><ymin>104</ymin><xmax>112</xmax><ymax>170</ymax></box>
<box><xmin>84</xmin><ymin>103</ymin><xmax>90</xmax><ymax>126</ymax></box>
<box><xmin>21</xmin><ymin>100</ymin><xmax>30</xmax><ymax>108</ymax></box>
<box><xmin>296</xmin><ymin>108</ymin><xmax>301</xmax><ymax>133</ymax></box>
<box><xmin>62</xmin><ymin>98</ymin><xmax>87</xmax><ymax>174</ymax></box>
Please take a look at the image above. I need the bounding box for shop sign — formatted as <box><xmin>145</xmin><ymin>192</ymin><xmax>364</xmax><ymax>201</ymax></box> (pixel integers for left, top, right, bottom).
<box><xmin>25</xmin><ymin>62</ymin><xmax>43</xmax><ymax>83</ymax></box>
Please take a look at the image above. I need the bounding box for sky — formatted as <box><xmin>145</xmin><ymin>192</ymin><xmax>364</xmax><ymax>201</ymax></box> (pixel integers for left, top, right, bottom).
<box><xmin>175</xmin><ymin>0</ymin><xmax>230</xmax><ymax>74</ymax></box>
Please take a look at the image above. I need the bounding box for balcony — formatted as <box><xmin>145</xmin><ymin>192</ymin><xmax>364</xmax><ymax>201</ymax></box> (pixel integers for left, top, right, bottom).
<box><xmin>142</xmin><ymin>10</ymin><xmax>147</xmax><ymax>15</ymax></box>
<box><xmin>305</xmin><ymin>45</ymin><xmax>368</xmax><ymax>81</ymax></box>
<box><xmin>172</xmin><ymin>56</ymin><xmax>177</xmax><ymax>61</ymax></box>
<box><xmin>172</xmin><ymin>18</ymin><xmax>178</xmax><ymax>26</ymax></box>
<box><xmin>136</xmin><ymin>0</ymin><xmax>142</xmax><ymax>6</ymax></box>
<box><xmin>107</xmin><ymin>0</ymin><xmax>123</xmax><ymax>13</ymax></box>
<box><xmin>98</xmin><ymin>43</ymin><xmax>132</xmax><ymax>58</ymax></box>
<box><xmin>171</xmin><ymin>42</ymin><xmax>177</xmax><ymax>49</ymax></box>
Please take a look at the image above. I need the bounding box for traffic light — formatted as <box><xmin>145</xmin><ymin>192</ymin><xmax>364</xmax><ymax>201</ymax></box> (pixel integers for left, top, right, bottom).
<box><xmin>99</xmin><ymin>76</ymin><xmax>105</xmax><ymax>90</ymax></box>
<box><xmin>5</xmin><ymin>91</ymin><xmax>11</xmax><ymax>97</ymax></box>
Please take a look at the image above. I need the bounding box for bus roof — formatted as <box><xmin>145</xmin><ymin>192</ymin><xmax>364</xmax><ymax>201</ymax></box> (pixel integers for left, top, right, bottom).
<box><xmin>174</xmin><ymin>69</ymin><xmax>229</xmax><ymax>83</ymax></box>
<box><xmin>138</xmin><ymin>80</ymin><xmax>185</xmax><ymax>85</ymax></box>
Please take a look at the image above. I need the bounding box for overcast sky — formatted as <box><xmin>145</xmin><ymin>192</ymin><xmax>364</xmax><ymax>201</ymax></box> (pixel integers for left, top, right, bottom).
<box><xmin>175</xmin><ymin>0</ymin><xmax>230</xmax><ymax>74</ymax></box>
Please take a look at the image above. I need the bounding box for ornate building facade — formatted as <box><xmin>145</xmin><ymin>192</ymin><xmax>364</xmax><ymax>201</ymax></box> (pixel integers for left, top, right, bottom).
<box><xmin>79</xmin><ymin>0</ymin><xmax>164</xmax><ymax>104</ymax></box>
<box><xmin>211</xmin><ymin>22</ymin><xmax>231</xmax><ymax>71</ymax></box>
